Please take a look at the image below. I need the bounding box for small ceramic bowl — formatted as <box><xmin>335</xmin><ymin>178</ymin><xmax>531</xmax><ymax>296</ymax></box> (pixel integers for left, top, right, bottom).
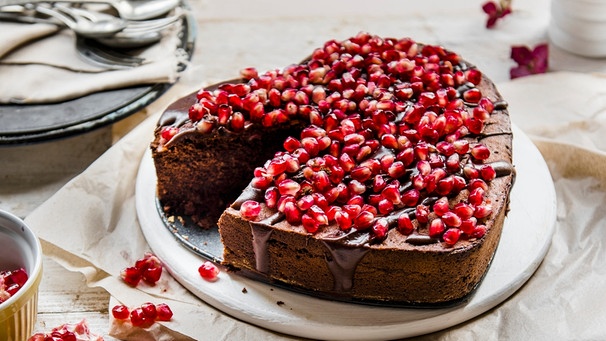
<box><xmin>0</xmin><ymin>209</ymin><xmax>43</xmax><ymax>341</ymax></box>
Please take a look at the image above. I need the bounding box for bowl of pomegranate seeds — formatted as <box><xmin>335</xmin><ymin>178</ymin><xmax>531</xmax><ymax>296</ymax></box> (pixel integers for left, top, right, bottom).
<box><xmin>0</xmin><ymin>209</ymin><xmax>43</xmax><ymax>341</ymax></box>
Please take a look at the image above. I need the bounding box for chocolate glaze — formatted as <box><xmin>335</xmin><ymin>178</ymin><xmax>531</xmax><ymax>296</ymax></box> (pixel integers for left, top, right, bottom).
<box><xmin>322</xmin><ymin>241</ymin><xmax>369</xmax><ymax>291</ymax></box>
<box><xmin>235</xmin><ymin>160</ymin><xmax>514</xmax><ymax>292</ymax></box>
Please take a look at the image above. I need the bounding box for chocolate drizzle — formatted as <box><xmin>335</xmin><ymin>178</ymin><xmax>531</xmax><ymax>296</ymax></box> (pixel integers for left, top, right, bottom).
<box><xmin>250</xmin><ymin>223</ymin><xmax>273</xmax><ymax>273</ymax></box>
<box><xmin>322</xmin><ymin>241</ymin><xmax>369</xmax><ymax>292</ymax></box>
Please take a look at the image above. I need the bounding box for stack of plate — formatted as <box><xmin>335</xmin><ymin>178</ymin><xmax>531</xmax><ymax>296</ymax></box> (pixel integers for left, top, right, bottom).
<box><xmin>549</xmin><ymin>0</ymin><xmax>606</xmax><ymax>58</ymax></box>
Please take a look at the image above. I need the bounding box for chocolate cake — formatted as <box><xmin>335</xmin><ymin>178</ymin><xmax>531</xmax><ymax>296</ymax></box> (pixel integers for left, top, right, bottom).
<box><xmin>151</xmin><ymin>32</ymin><xmax>515</xmax><ymax>306</ymax></box>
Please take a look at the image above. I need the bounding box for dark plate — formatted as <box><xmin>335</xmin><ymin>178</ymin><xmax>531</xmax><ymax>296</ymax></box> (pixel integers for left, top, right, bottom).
<box><xmin>0</xmin><ymin>4</ymin><xmax>196</xmax><ymax>145</ymax></box>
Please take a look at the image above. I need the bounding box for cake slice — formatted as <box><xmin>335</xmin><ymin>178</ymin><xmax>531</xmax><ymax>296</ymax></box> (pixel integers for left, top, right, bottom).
<box><xmin>151</xmin><ymin>32</ymin><xmax>514</xmax><ymax>305</ymax></box>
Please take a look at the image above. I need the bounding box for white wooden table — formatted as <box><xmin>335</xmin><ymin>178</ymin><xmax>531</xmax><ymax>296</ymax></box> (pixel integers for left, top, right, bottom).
<box><xmin>1</xmin><ymin>115</ymin><xmax>145</xmax><ymax>339</ymax></box>
<box><xmin>3</xmin><ymin>0</ymin><xmax>606</xmax><ymax>338</ymax></box>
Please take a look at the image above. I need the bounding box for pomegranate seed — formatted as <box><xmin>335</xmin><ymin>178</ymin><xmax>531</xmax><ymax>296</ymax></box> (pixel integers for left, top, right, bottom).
<box><xmin>453</xmin><ymin>139</ymin><xmax>470</xmax><ymax>154</ymax></box>
<box><xmin>282</xmin><ymin>202</ymin><xmax>301</xmax><ymax>224</ymax></box>
<box><xmin>312</xmin><ymin>193</ymin><xmax>329</xmax><ymax>210</ymax></box>
<box><xmin>264</xmin><ymin>186</ymin><xmax>279</xmax><ymax>208</ymax></box>
<box><xmin>297</xmin><ymin>195</ymin><xmax>315</xmax><ymax>210</ymax></box>
<box><xmin>142</xmin><ymin>265</ymin><xmax>162</xmax><ymax>284</ymax></box>
<box><xmin>141</xmin><ymin>302</ymin><xmax>158</xmax><ymax>320</ymax></box>
<box><xmin>416</xmin><ymin>205</ymin><xmax>429</xmax><ymax>224</ymax></box>
<box><xmin>278</xmin><ymin>179</ymin><xmax>301</xmax><ymax>196</ymax></box>
<box><xmin>378</xmin><ymin>199</ymin><xmax>395</xmax><ymax>214</ymax></box>
<box><xmin>230</xmin><ymin>112</ymin><xmax>245</xmax><ymax>131</ymax></box>
<box><xmin>471</xmin><ymin>225</ymin><xmax>487</xmax><ymax>239</ymax></box>
<box><xmin>372</xmin><ymin>218</ymin><xmax>389</xmax><ymax>239</ymax></box>
<box><xmin>442</xmin><ymin>211</ymin><xmax>462</xmax><ymax>227</ymax></box>
<box><xmin>473</xmin><ymin>107</ymin><xmax>490</xmax><ymax>121</ymax></box>
<box><xmin>112</xmin><ymin>304</ymin><xmax>130</xmax><ymax>320</ymax></box>
<box><xmin>130</xmin><ymin>307</ymin><xmax>154</xmax><ymax>328</ymax></box>
<box><xmin>383</xmin><ymin>183</ymin><xmax>403</xmax><ymax>205</ymax></box>
<box><xmin>354</xmin><ymin>211</ymin><xmax>375</xmax><ymax>230</ymax></box>
<box><xmin>160</xmin><ymin>126</ymin><xmax>178</xmax><ymax>141</ymax></box>
<box><xmin>429</xmin><ymin>218</ymin><xmax>445</xmax><ymax>238</ymax></box>
<box><xmin>240</xmin><ymin>200</ymin><xmax>261</xmax><ymax>220</ymax></box>
<box><xmin>308</xmin><ymin>205</ymin><xmax>328</xmax><ymax>225</ymax></box>
<box><xmin>397</xmin><ymin>213</ymin><xmax>415</xmax><ymax>235</ymax></box>
<box><xmin>400</xmin><ymin>189</ymin><xmax>419</xmax><ymax>206</ymax></box>
<box><xmin>350</xmin><ymin>166</ymin><xmax>372</xmax><ymax>182</ymax></box>
<box><xmin>120</xmin><ymin>267</ymin><xmax>141</xmax><ymax>287</ymax></box>
<box><xmin>240</xmin><ymin>67</ymin><xmax>258</xmax><ymax>80</ymax></box>
<box><xmin>463</xmin><ymin>88</ymin><xmax>482</xmax><ymax>103</ymax></box>
<box><xmin>474</xmin><ymin>204</ymin><xmax>493</xmax><ymax>219</ymax></box>
<box><xmin>302</xmin><ymin>214</ymin><xmax>319</xmax><ymax>233</ymax></box>
<box><xmin>387</xmin><ymin>161</ymin><xmax>406</xmax><ymax>178</ymax></box>
<box><xmin>198</xmin><ymin>261</ymin><xmax>220</xmax><ymax>281</ymax></box>
<box><xmin>433</xmin><ymin>197</ymin><xmax>450</xmax><ymax>216</ymax></box>
<box><xmin>468</xmin><ymin>187</ymin><xmax>485</xmax><ymax>206</ymax></box>
<box><xmin>283</xmin><ymin>136</ymin><xmax>301</xmax><ymax>152</ymax></box>
<box><xmin>443</xmin><ymin>228</ymin><xmax>462</xmax><ymax>246</ymax></box>
<box><xmin>471</xmin><ymin>144</ymin><xmax>490</xmax><ymax>160</ymax></box>
<box><xmin>465</xmin><ymin>69</ymin><xmax>482</xmax><ymax>85</ymax></box>
<box><xmin>453</xmin><ymin>203</ymin><xmax>475</xmax><ymax>220</ymax></box>
<box><xmin>460</xmin><ymin>217</ymin><xmax>477</xmax><ymax>235</ymax></box>
<box><xmin>479</xmin><ymin>164</ymin><xmax>496</xmax><ymax>181</ymax></box>
<box><xmin>335</xmin><ymin>210</ymin><xmax>353</xmax><ymax>231</ymax></box>
<box><xmin>348</xmin><ymin>179</ymin><xmax>366</xmax><ymax>195</ymax></box>
<box><xmin>156</xmin><ymin>303</ymin><xmax>173</xmax><ymax>321</ymax></box>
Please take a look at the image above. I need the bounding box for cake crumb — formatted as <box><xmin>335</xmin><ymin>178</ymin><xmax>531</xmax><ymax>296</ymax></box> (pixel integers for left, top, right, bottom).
<box><xmin>177</xmin><ymin>216</ymin><xmax>185</xmax><ymax>224</ymax></box>
<box><xmin>242</xmin><ymin>287</ymin><xmax>248</xmax><ymax>293</ymax></box>
<box><xmin>276</xmin><ymin>301</ymin><xmax>285</xmax><ymax>306</ymax></box>
<box><xmin>167</xmin><ymin>216</ymin><xmax>175</xmax><ymax>223</ymax></box>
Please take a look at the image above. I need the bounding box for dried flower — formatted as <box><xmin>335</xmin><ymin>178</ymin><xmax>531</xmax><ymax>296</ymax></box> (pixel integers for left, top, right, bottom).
<box><xmin>482</xmin><ymin>0</ymin><xmax>512</xmax><ymax>28</ymax></box>
<box><xmin>510</xmin><ymin>44</ymin><xmax>549</xmax><ymax>79</ymax></box>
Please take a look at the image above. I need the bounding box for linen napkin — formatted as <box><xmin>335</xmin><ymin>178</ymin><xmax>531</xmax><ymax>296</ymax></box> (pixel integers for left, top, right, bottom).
<box><xmin>0</xmin><ymin>8</ymin><xmax>188</xmax><ymax>104</ymax></box>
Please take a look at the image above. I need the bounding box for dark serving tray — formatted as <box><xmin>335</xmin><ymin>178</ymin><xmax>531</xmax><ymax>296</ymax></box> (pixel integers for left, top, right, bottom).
<box><xmin>0</xmin><ymin>4</ymin><xmax>196</xmax><ymax>145</ymax></box>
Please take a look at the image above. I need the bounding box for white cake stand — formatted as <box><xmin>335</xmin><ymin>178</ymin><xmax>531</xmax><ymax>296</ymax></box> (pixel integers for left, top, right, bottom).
<box><xmin>136</xmin><ymin>125</ymin><xmax>556</xmax><ymax>340</ymax></box>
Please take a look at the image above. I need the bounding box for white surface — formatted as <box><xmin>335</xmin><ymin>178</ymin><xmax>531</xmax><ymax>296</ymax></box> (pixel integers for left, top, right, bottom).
<box><xmin>549</xmin><ymin>0</ymin><xmax>606</xmax><ymax>57</ymax></box>
<box><xmin>136</xmin><ymin>125</ymin><xmax>557</xmax><ymax>340</ymax></box>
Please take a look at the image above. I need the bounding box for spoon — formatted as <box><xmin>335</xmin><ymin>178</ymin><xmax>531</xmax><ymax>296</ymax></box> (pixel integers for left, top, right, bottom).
<box><xmin>35</xmin><ymin>4</ymin><xmax>128</xmax><ymax>38</ymax></box>
<box><xmin>0</xmin><ymin>0</ymin><xmax>180</xmax><ymax>20</ymax></box>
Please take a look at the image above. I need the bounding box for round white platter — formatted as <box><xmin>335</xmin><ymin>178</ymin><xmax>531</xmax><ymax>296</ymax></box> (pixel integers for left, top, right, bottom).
<box><xmin>136</xmin><ymin>125</ymin><xmax>557</xmax><ymax>340</ymax></box>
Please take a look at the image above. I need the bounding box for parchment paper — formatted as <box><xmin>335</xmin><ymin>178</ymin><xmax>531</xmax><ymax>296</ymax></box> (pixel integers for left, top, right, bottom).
<box><xmin>23</xmin><ymin>0</ymin><xmax>606</xmax><ymax>339</ymax></box>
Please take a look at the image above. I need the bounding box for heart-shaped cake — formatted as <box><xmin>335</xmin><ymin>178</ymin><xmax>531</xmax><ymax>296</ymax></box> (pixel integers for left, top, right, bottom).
<box><xmin>151</xmin><ymin>32</ymin><xmax>514</xmax><ymax>306</ymax></box>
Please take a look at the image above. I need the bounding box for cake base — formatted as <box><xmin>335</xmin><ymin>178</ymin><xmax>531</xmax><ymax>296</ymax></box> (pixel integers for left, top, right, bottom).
<box><xmin>136</xmin><ymin>125</ymin><xmax>557</xmax><ymax>340</ymax></box>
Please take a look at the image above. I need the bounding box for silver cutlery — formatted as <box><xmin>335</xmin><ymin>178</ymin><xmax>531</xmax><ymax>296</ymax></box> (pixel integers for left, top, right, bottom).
<box><xmin>1</xmin><ymin>4</ymin><xmax>183</xmax><ymax>46</ymax></box>
<box><xmin>0</xmin><ymin>0</ymin><xmax>180</xmax><ymax>20</ymax></box>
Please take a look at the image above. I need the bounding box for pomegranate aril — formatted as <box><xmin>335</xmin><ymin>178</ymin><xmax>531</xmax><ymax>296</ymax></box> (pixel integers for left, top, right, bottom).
<box><xmin>471</xmin><ymin>144</ymin><xmax>490</xmax><ymax>160</ymax></box>
<box><xmin>142</xmin><ymin>265</ymin><xmax>162</xmax><ymax>284</ymax></box>
<box><xmin>130</xmin><ymin>307</ymin><xmax>153</xmax><ymax>328</ymax></box>
<box><xmin>112</xmin><ymin>304</ymin><xmax>130</xmax><ymax>320</ymax></box>
<box><xmin>471</xmin><ymin>225</ymin><xmax>487</xmax><ymax>238</ymax></box>
<box><xmin>284</xmin><ymin>201</ymin><xmax>302</xmax><ymax>224</ymax></box>
<box><xmin>198</xmin><ymin>261</ymin><xmax>220</xmax><ymax>281</ymax></box>
<box><xmin>240</xmin><ymin>200</ymin><xmax>261</xmax><ymax>220</ymax></box>
<box><xmin>397</xmin><ymin>213</ymin><xmax>414</xmax><ymax>235</ymax></box>
<box><xmin>354</xmin><ymin>210</ymin><xmax>375</xmax><ymax>230</ymax></box>
<box><xmin>429</xmin><ymin>218</ymin><xmax>445</xmax><ymax>238</ymax></box>
<box><xmin>372</xmin><ymin>218</ymin><xmax>389</xmax><ymax>239</ymax></box>
<box><xmin>474</xmin><ymin>204</ymin><xmax>493</xmax><ymax>219</ymax></box>
<box><xmin>302</xmin><ymin>213</ymin><xmax>319</xmax><ymax>233</ymax></box>
<box><xmin>120</xmin><ymin>267</ymin><xmax>142</xmax><ymax>287</ymax></box>
<box><xmin>442</xmin><ymin>211</ymin><xmax>462</xmax><ymax>227</ymax></box>
<box><xmin>443</xmin><ymin>228</ymin><xmax>462</xmax><ymax>246</ymax></box>
<box><xmin>141</xmin><ymin>302</ymin><xmax>158</xmax><ymax>320</ymax></box>
<box><xmin>156</xmin><ymin>303</ymin><xmax>174</xmax><ymax>321</ymax></box>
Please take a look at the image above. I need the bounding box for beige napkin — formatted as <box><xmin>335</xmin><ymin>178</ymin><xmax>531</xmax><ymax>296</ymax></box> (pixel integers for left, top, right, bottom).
<box><xmin>23</xmin><ymin>70</ymin><xmax>606</xmax><ymax>340</ymax></box>
<box><xmin>0</xmin><ymin>13</ymin><xmax>188</xmax><ymax>104</ymax></box>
